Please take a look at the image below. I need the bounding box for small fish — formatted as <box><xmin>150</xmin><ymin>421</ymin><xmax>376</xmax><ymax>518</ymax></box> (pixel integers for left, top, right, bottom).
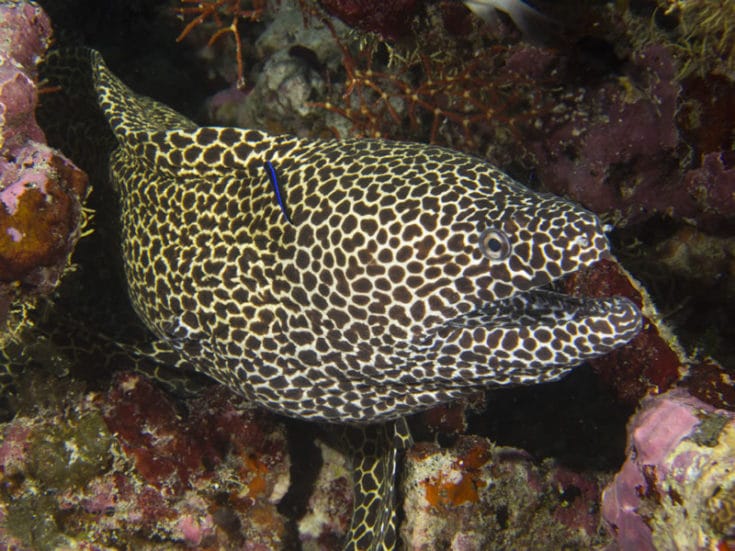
<box><xmin>264</xmin><ymin>161</ymin><xmax>293</xmax><ymax>224</ymax></box>
<box><xmin>463</xmin><ymin>0</ymin><xmax>559</xmax><ymax>42</ymax></box>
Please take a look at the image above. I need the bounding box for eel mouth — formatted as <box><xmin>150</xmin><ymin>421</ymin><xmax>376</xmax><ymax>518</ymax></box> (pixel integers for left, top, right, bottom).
<box><xmin>482</xmin><ymin>288</ymin><xmax>640</xmax><ymax>337</ymax></box>
<box><xmin>447</xmin><ymin>286</ymin><xmax>642</xmax><ymax>364</ymax></box>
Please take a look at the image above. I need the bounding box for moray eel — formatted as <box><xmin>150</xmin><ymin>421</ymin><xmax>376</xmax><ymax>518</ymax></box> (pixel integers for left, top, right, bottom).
<box><xmin>59</xmin><ymin>49</ymin><xmax>642</xmax><ymax>549</ymax></box>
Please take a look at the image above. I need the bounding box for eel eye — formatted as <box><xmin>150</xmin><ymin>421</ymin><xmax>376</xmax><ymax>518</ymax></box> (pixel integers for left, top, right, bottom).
<box><xmin>479</xmin><ymin>228</ymin><xmax>511</xmax><ymax>260</ymax></box>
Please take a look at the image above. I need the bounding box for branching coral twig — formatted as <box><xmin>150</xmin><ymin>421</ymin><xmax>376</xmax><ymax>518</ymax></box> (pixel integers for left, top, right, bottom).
<box><xmin>176</xmin><ymin>0</ymin><xmax>265</xmax><ymax>89</ymax></box>
<box><xmin>315</xmin><ymin>30</ymin><xmax>552</xmax><ymax>157</ymax></box>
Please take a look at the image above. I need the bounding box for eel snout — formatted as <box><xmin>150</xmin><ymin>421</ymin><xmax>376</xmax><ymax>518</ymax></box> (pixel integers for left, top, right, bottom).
<box><xmin>595</xmin><ymin>295</ymin><xmax>643</xmax><ymax>345</ymax></box>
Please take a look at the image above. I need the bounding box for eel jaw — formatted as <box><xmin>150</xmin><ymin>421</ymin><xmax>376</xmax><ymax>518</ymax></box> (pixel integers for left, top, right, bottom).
<box><xmin>472</xmin><ymin>288</ymin><xmax>642</xmax><ymax>345</ymax></box>
<box><xmin>438</xmin><ymin>287</ymin><xmax>643</xmax><ymax>378</ymax></box>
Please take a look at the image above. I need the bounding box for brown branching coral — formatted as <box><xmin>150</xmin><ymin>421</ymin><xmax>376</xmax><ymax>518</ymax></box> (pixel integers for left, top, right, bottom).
<box><xmin>312</xmin><ymin>4</ymin><xmax>557</xmax><ymax>162</ymax></box>
<box><xmin>175</xmin><ymin>0</ymin><xmax>266</xmax><ymax>88</ymax></box>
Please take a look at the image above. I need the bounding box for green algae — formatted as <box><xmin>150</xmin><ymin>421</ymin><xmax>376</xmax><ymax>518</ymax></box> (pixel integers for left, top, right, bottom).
<box><xmin>26</xmin><ymin>411</ymin><xmax>113</xmax><ymax>490</ymax></box>
<box><xmin>4</xmin><ymin>492</ymin><xmax>71</xmax><ymax>551</ymax></box>
<box><xmin>2</xmin><ymin>409</ymin><xmax>115</xmax><ymax>549</ymax></box>
<box><xmin>691</xmin><ymin>412</ymin><xmax>729</xmax><ymax>447</ymax></box>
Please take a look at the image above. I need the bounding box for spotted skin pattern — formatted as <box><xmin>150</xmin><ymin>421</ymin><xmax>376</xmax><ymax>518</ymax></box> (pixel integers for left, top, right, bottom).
<box><xmin>93</xmin><ymin>53</ymin><xmax>641</xmax><ymax>425</ymax></box>
<box><xmin>341</xmin><ymin>418</ymin><xmax>412</xmax><ymax>551</ymax></box>
<box><xmin>82</xmin><ymin>49</ymin><xmax>642</xmax><ymax>549</ymax></box>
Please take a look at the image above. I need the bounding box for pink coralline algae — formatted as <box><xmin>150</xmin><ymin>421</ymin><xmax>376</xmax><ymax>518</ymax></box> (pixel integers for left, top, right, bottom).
<box><xmin>681</xmin><ymin>152</ymin><xmax>735</xmax><ymax>226</ymax></box>
<box><xmin>602</xmin><ymin>388</ymin><xmax>735</xmax><ymax>550</ymax></box>
<box><xmin>530</xmin><ymin>45</ymin><xmax>680</xmax><ymax>224</ymax></box>
<box><xmin>0</xmin><ymin>0</ymin><xmax>88</xmax><ymax>296</ymax></box>
<box><xmin>317</xmin><ymin>0</ymin><xmax>423</xmax><ymax>40</ymax></box>
<box><xmin>529</xmin><ymin>43</ymin><xmax>735</xmax><ymax>230</ymax></box>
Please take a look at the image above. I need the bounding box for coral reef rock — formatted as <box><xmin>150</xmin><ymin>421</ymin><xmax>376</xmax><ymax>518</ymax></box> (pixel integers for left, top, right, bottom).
<box><xmin>602</xmin><ymin>388</ymin><xmax>735</xmax><ymax>550</ymax></box>
<box><xmin>0</xmin><ymin>0</ymin><xmax>88</xmax><ymax>331</ymax></box>
<box><xmin>401</xmin><ymin>436</ymin><xmax>610</xmax><ymax>550</ymax></box>
<box><xmin>0</xmin><ymin>370</ymin><xmax>294</xmax><ymax>549</ymax></box>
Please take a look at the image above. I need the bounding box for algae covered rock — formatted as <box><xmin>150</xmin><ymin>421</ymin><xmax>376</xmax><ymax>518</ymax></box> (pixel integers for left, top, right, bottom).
<box><xmin>0</xmin><ymin>0</ymin><xmax>88</xmax><ymax>341</ymax></box>
<box><xmin>603</xmin><ymin>388</ymin><xmax>735</xmax><ymax>550</ymax></box>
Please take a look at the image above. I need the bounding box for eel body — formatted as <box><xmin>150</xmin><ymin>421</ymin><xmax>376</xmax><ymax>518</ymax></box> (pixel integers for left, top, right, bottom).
<box><xmin>46</xmin><ymin>49</ymin><xmax>643</xmax><ymax>550</ymax></box>
<box><xmin>90</xmin><ymin>50</ymin><xmax>641</xmax><ymax>425</ymax></box>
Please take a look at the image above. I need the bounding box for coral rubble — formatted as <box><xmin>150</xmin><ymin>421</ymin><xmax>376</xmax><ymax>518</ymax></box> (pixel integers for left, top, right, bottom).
<box><xmin>204</xmin><ymin>0</ymin><xmax>344</xmax><ymax>136</ymax></box>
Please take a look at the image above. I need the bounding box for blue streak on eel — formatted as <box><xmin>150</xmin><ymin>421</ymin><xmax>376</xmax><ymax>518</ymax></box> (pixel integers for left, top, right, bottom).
<box><xmin>263</xmin><ymin>160</ymin><xmax>293</xmax><ymax>224</ymax></box>
<box><xmin>79</xmin><ymin>49</ymin><xmax>641</xmax><ymax>549</ymax></box>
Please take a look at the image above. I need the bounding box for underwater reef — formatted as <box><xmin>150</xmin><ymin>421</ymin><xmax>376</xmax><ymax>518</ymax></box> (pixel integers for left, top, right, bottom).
<box><xmin>0</xmin><ymin>0</ymin><xmax>734</xmax><ymax>549</ymax></box>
